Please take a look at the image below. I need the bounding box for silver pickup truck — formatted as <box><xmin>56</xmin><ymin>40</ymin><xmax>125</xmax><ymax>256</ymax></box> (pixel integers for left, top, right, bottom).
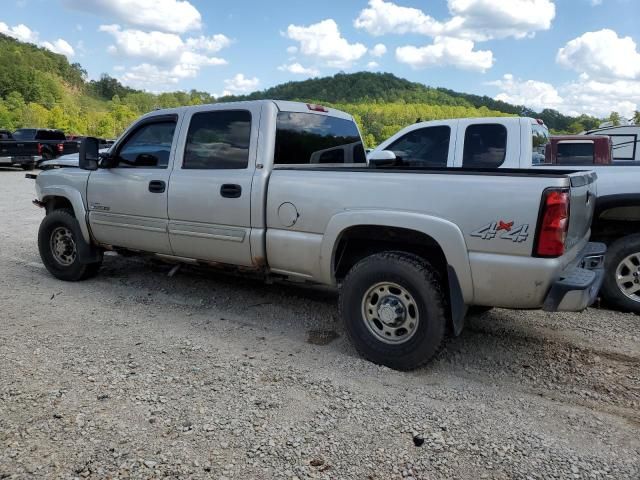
<box><xmin>33</xmin><ymin>101</ymin><xmax>605</xmax><ymax>370</ymax></box>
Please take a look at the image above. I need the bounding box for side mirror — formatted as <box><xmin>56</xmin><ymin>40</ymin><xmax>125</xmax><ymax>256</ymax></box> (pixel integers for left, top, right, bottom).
<box><xmin>368</xmin><ymin>149</ymin><xmax>398</xmax><ymax>167</ymax></box>
<box><xmin>79</xmin><ymin>137</ymin><xmax>100</xmax><ymax>171</ymax></box>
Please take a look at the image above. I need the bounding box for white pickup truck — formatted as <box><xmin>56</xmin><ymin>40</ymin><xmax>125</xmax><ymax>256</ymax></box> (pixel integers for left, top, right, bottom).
<box><xmin>371</xmin><ymin>117</ymin><xmax>640</xmax><ymax>313</ymax></box>
<box><xmin>33</xmin><ymin>102</ymin><xmax>604</xmax><ymax>370</ymax></box>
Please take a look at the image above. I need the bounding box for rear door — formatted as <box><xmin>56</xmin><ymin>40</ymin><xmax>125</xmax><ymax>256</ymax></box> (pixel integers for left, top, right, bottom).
<box><xmin>87</xmin><ymin>115</ymin><xmax>179</xmax><ymax>254</ymax></box>
<box><xmin>167</xmin><ymin>104</ymin><xmax>260</xmax><ymax>266</ymax></box>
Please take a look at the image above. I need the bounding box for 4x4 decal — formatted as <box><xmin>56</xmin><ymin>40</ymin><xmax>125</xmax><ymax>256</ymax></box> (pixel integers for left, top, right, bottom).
<box><xmin>471</xmin><ymin>221</ymin><xmax>530</xmax><ymax>243</ymax></box>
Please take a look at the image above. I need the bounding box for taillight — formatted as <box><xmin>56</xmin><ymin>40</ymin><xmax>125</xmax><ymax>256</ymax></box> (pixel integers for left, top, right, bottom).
<box><xmin>57</xmin><ymin>143</ymin><xmax>64</xmax><ymax>153</ymax></box>
<box><xmin>535</xmin><ymin>189</ymin><xmax>570</xmax><ymax>257</ymax></box>
<box><xmin>37</xmin><ymin>143</ymin><xmax>42</xmax><ymax>155</ymax></box>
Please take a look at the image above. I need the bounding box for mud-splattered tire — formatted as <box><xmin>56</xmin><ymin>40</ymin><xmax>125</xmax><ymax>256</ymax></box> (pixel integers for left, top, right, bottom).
<box><xmin>340</xmin><ymin>251</ymin><xmax>447</xmax><ymax>371</ymax></box>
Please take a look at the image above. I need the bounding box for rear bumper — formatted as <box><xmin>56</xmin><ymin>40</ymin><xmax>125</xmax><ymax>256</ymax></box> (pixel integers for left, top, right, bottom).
<box><xmin>543</xmin><ymin>242</ymin><xmax>606</xmax><ymax>312</ymax></box>
<box><xmin>0</xmin><ymin>155</ymin><xmax>38</xmax><ymax>166</ymax></box>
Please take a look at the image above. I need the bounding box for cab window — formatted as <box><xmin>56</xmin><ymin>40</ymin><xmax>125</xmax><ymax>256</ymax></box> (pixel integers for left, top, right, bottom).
<box><xmin>387</xmin><ymin>126</ymin><xmax>450</xmax><ymax>167</ymax></box>
<box><xmin>116</xmin><ymin>121</ymin><xmax>176</xmax><ymax>168</ymax></box>
<box><xmin>462</xmin><ymin>124</ymin><xmax>507</xmax><ymax>168</ymax></box>
<box><xmin>183</xmin><ymin>110</ymin><xmax>251</xmax><ymax>169</ymax></box>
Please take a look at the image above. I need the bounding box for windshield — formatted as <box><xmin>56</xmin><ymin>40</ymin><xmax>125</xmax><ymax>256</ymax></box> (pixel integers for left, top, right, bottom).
<box><xmin>12</xmin><ymin>129</ymin><xmax>36</xmax><ymax>140</ymax></box>
<box><xmin>531</xmin><ymin>123</ymin><xmax>550</xmax><ymax>164</ymax></box>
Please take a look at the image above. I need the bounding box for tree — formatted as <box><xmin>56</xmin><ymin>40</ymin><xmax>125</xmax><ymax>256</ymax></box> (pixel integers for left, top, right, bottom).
<box><xmin>633</xmin><ymin>110</ymin><xmax>640</xmax><ymax>125</ymax></box>
<box><xmin>609</xmin><ymin>111</ymin><xmax>621</xmax><ymax>126</ymax></box>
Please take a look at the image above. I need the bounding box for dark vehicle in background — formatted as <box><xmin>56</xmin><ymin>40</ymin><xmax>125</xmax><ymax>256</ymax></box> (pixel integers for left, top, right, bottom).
<box><xmin>0</xmin><ymin>130</ymin><xmax>39</xmax><ymax>170</ymax></box>
<box><xmin>544</xmin><ymin>135</ymin><xmax>613</xmax><ymax>165</ymax></box>
<box><xmin>12</xmin><ymin>128</ymin><xmax>79</xmax><ymax>160</ymax></box>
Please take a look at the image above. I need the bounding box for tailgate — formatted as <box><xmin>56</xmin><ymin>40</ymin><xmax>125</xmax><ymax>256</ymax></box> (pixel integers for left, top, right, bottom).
<box><xmin>565</xmin><ymin>171</ymin><xmax>597</xmax><ymax>251</ymax></box>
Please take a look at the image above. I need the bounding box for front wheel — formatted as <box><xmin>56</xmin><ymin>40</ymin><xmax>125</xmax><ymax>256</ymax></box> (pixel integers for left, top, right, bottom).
<box><xmin>340</xmin><ymin>252</ymin><xmax>447</xmax><ymax>370</ymax></box>
<box><xmin>600</xmin><ymin>235</ymin><xmax>640</xmax><ymax>313</ymax></box>
<box><xmin>38</xmin><ymin>209</ymin><xmax>101</xmax><ymax>281</ymax></box>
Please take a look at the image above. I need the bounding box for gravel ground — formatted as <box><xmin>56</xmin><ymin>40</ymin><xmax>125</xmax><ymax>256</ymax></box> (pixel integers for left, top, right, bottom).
<box><xmin>0</xmin><ymin>168</ymin><xmax>639</xmax><ymax>479</ymax></box>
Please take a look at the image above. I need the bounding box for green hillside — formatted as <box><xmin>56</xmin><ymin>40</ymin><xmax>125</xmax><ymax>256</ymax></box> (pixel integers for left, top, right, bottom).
<box><xmin>0</xmin><ymin>32</ymin><xmax>602</xmax><ymax>146</ymax></box>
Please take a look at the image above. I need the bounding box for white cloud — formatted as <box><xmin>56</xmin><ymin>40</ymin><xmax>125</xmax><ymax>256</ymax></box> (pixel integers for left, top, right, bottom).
<box><xmin>278</xmin><ymin>63</ymin><xmax>320</xmax><ymax>76</ymax></box>
<box><xmin>120</xmin><ymin>63</ymin><xmax>180</xmax><ymax>90</ymax></box>
<box><xmin>354</xmin><ymin>0</ymin><xmax>445</xmax><ymax>37</ymax></box>
<box><xmin>489</xmin><ymin>74</ymin><xmax>563</xmax><ymax>110</ymax></box>
<box><xmin>0</xmin><ymin>21</ymin><xmax>39</xmax><ymax>43</ymax></box>
<box><xmin>367</xmin><ymin>61</ymin><xmax>380</xmax><ymax>69</ymax></box>
<box><xmin>396</xmin><ymin>36</ymin><xmax>493</xmax><ymax>72</ymax></box>
<box><xmin>446</xmin><ymin>0</ymin><xmax>556</xmax><ymax>41</ymax></box>
<box><xmin>556</xmin><ymin>29</ymin><xmax>640</xmax><ymax>81</ymax></box>
<box><xmin>490</xmin><ymin>73</ymin><xmax>640</xmax><ymax>118</ymax></box>
<box><xmin>286</xmin><ymin>46</ymin><xmax>298</xmax><ymax>55</ymax></box>
<box><xmin>41</xmin><ymin>38</ymin><xmax>75</xmax><ymax>58</ymax></box>
<box><xmin>99</xmin><ymin>24</ymin><xmax>229</xmax><ymax>88</ymax></box>
<box><xmin>354</xmin><ymin>0</ymin><xmax>555</xmax><ymax>41</ymax></box>
<box><xmin>285</xmin><ymin>19</ymin><xmax>367</xmax><ymax>68</ymax></box>
<box><xmin>370</xmin><ymin>43</ymin><xmax>387</xmax><ymax>57</ymax></box>
<box><xmin>0</xmin><ymin>21</ymin><xmax>75</xmax><ymax>58</ymax></box>
<box><xmin>222</xmin><ymin>74</ymin><xmax>260</xmax><ymax>96</ymax></box>
<box><xmin>63</xmin><ymin>0</ymin><xmax>201</xmax><ymax>33</ymax></box>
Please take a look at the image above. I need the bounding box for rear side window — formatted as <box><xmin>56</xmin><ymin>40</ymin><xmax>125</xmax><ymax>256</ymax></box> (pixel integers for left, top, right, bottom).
<box><xmin>462</xmin><ymin>124</ymin><xmax>507</xmax><ymax>168</ymax></box>
<box><xmin>183</xmin><ymin>110</ymin><xmax>251</xmax><ymax>170</ymax></box>
<box><xmin>557</xmin><ymin>142</ymin><xmax>595</xmax><ymax>165</ymax></box>
<box><xmin>387</xmin><ymin>126</ymin><xmax>450</xmax><ymax>167</ymax></box>
<box><xmin>274</xmin><ymin>112</ymin><xmax>366</xmax><ymax>165</ymax></box>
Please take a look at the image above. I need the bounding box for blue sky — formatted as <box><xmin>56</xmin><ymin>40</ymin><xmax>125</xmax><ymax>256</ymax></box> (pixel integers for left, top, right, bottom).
<box><xmin>2</xmin><ymin>0</ymin><xmax>639</xmax><ymax>118</ymax></box>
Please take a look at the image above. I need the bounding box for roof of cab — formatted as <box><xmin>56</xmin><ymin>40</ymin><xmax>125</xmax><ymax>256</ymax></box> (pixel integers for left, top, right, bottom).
<box><xmin>138</xmin><ymin>100</ymin><xmax>353</xmax><ymax>121</ymax></box>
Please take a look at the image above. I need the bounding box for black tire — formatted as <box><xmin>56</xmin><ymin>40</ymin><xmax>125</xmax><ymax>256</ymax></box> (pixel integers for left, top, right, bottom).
<box><xmin>20</xmin><ymin>163</ymin><xmax>35</xmax><ymax>171</ymax></box>
<box><xmin>600</xmin><ymin>234</ymin><xmax>640</xmax><ymax>313</ymax></box>
<box><xmin>38</xmin><ymin>209</ymin><xmax>102</xmax><ymax>281</ymax></box>
<box><xmin>339</xmin><ymin>251</ymin><xmax>447</xmax><ymax>371</ymax></box>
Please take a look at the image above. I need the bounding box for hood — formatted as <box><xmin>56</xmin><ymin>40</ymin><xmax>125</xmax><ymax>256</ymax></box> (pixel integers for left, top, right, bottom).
<box><xmin>39</xmin><ymin>149</ymin><xmax>109</xmax><ymax>170</ymax></box>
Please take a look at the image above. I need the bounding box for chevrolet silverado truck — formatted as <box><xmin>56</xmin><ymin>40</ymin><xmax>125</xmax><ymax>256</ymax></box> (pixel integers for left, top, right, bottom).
<box><xmin>371</xmin><ymin>117</ymin><xmax>640</xmax><ymax>313</ymax></box>
<box><xmin>33</xmin><ymin>102</ymin><xmax>604</xmax><ymax>370</ymax></box>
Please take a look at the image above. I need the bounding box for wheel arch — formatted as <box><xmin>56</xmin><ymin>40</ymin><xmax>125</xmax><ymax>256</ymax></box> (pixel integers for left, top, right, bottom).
<box><xmin>320</xmin><ymin>211</ymin><xmax>474</xmax><ymax>304</ymax></box>
<box><xmin>40</xmin><ymin>186</ymin><xmax>91</xmax><ymax>243</ymax></box>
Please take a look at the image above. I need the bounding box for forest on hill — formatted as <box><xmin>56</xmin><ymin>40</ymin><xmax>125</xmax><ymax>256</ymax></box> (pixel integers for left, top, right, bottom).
<box><xmin>0</xmin><ymin>32</ymin><xmax>609</xmax><ymax>146</ymax></box>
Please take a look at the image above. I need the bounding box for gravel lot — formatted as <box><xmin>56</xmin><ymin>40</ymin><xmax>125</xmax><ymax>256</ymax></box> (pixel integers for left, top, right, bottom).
<box><xmin>1</xmin><ymin>168</ymin><xmax>639</xmax><ymax>479</ymax></box>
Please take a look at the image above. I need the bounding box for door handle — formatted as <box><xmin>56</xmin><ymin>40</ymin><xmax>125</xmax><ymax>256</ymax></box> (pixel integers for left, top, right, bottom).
<box><xmin>220</xmin><ymin>184</ymin><xmax>242</xmax><ymax>198</ymax></box>
<box><xmin>148</xmin><ymin>180</ymin><xmax>166</xmax><ymax>193</ymax></box>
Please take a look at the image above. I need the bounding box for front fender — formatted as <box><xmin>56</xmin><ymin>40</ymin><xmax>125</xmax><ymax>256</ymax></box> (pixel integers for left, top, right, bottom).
<box><xmin>39</xmin><ymin>185</ymin><xmax>91</xmax><ymax>243</ymax></box>
<box><xmin>319</xmin><ymin>210</ymin><xmax>474</xmax><ymax>304</ymax></box>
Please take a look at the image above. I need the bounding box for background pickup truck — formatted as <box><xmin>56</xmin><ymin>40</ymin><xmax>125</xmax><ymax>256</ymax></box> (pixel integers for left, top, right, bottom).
<box><xmin>0</xmin><ymin>131</ymin><xmax>40</xmax><ymax>170</ymax></box>
<box><xmin>371</xmin><ymin>117</ymin><xmax>640</xmax><ymax>313</ymax></box>
<box><xmin>12</xmin><ymin>128</ymin><xmax>79</xmax><ymax>161</ymax></box>
<box><xmin>33</xmin><ymin>101</ymin><xmax>604</xmax><ymax>370</ymax></box>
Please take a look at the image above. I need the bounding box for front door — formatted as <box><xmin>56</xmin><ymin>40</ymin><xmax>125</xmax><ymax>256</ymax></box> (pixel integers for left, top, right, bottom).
<box><xmin>167</xmin><ymin>106</ymin><xmax>259</xmax><ymax>267</ymax></box>
<box><xmin>87</xmin><ymin>116</ymin><xmax>179</xmax><ymax>254</ymax></box>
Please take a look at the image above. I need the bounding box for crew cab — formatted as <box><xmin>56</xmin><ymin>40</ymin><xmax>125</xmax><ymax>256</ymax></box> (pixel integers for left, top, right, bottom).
<box><xmin>371</xmin><ymin>117</ymin><xmax>639</xmax><ymax>312</ymax></box>
<box><xmin>13</xmin><ymin>128</ymin><xmax>79</xmax><ymax>161</ymax></box>
<box><xmin>33</xmin><ymin>102</ymin><xmax>604</xmax><ymax>370</ymax></box>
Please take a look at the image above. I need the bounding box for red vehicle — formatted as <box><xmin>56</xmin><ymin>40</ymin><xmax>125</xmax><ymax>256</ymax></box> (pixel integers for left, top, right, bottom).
<box><xmin>544</xmin><ymin>135</ymin><xmax>612</xmax><ymax>165</ymax></box>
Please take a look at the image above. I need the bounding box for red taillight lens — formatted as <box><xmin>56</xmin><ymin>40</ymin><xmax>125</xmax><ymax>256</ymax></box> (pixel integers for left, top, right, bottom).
<box><xmin>37</xmin><ymin>143</ymin><xmax>42</xmax><ymax>155</ymax></box>
<box><xmin>57</xmin><ymin>143</ymin><xmax>64</xmax><ymax>153</ymax></box>
<box><xmin>535</xmin><ymin>189</ymin><xmax>570</xmax><ymax>257</ymax></box>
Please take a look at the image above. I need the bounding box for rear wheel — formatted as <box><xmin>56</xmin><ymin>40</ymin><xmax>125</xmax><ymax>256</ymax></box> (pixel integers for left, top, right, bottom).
<box><xmin>340</xmin><ymin>252</ymin><xmax>447</xmax><ymax>370</ymax></box>
<box><xmin>600</xmin><ymin>234</ymin><xmax>640</xmax><ymax>313</ymax></box>
<box><xmin>38</xmin><ymin>209</ymin><xmax>102</xmax><ymax>281</ymax></box>
<box><xmin>20</xmin><ymin>162</ymin><xmax>35</xmax><ymax>171</ymax></box>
